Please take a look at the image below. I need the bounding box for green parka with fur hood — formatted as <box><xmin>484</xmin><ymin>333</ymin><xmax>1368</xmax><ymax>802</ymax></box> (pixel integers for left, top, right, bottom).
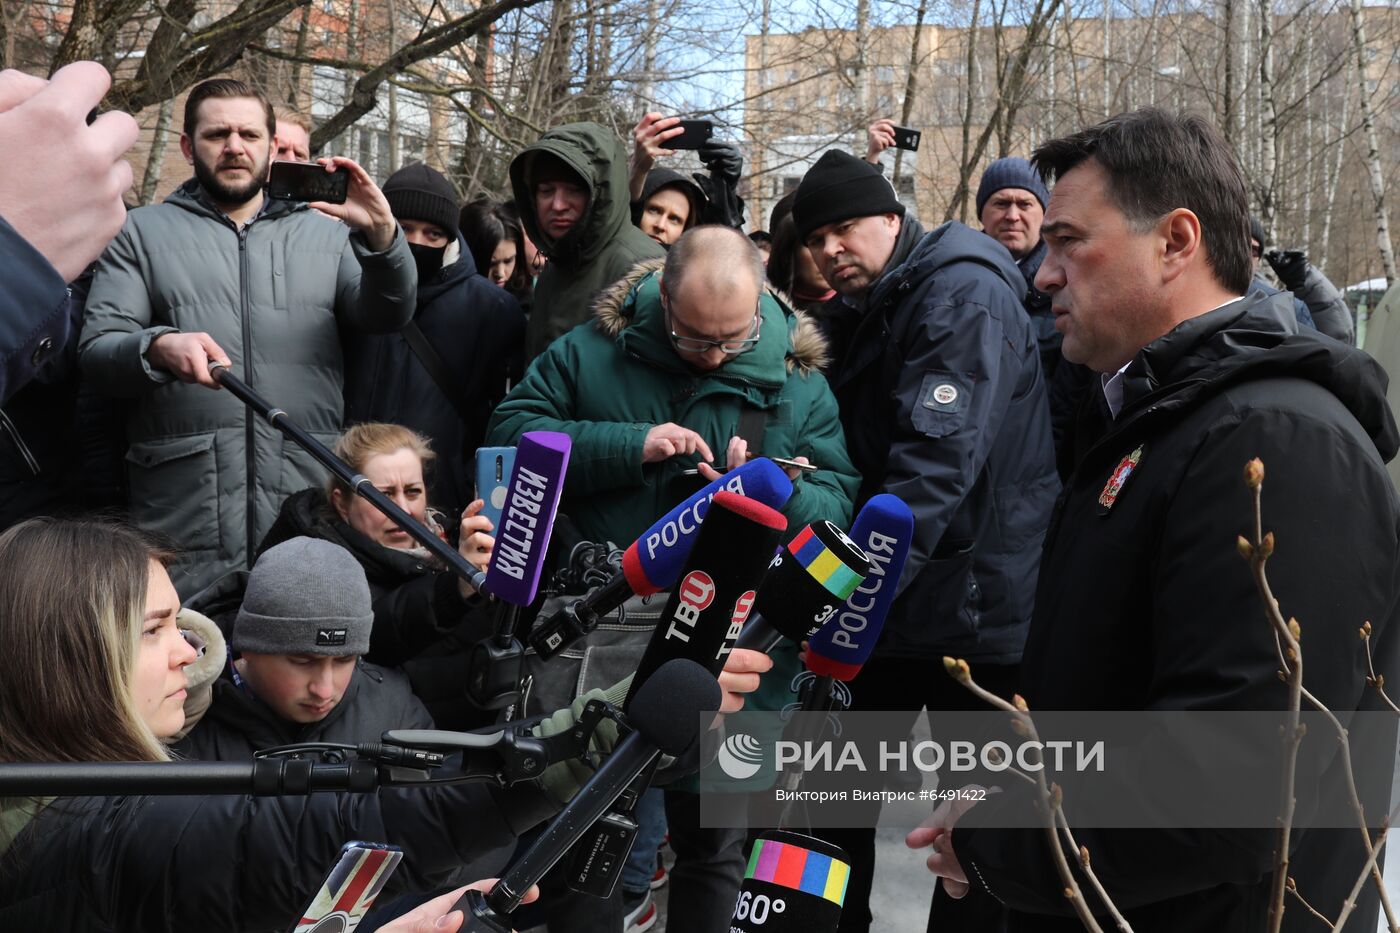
<box><xmin>510</xmin><ymin>122</ymin><xmax>666</xmax><ymax>360</ymax></box>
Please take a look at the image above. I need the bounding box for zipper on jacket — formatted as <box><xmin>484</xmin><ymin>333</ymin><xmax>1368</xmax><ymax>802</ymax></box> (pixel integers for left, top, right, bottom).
<box><xmin>239</xmin><ymin>225</ymin><xmax>256</xmax><ymax>568</ymax></box>
<box><xmin>0</xmin><ymin>408</ymin><xmax>40</xmax><ymax>476</ymax></box>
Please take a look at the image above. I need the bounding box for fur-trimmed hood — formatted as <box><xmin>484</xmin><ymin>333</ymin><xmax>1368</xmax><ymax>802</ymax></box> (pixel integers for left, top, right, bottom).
<box><xmin>590</xmin><ymin>258</ymin><xmax>829</xmax><ymax>376</ymax></box>
<box><xmin>170</xmin><ymin>607</ymin><xmax>228</xmax><ymax>743</ymax></box>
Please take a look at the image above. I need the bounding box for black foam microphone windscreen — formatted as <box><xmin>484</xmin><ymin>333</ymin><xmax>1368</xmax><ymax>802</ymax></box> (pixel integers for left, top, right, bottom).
<box><xmin>624</xmin><ymin>490</ymin><xmax>787</xmax><ymax>709</ymax></box>
<box><xmin>462</xmin><ymin>659</ymin><xmax>721</xmax><ymax>919</ymax></box>
<box><xmin>730</xmin><ymin>831</ymin><xmax>850</xmax><ymax>933</ymax></box>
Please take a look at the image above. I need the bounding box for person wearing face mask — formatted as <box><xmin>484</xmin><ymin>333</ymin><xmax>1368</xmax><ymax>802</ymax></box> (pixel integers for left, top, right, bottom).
<box><xmin>255</xmin><ymin>422</ymin><xmax>497</xmax><ymax>730</ymax></box>
<box><xmin>343</xmin><ymin>164</ymin><xmax>526</xmax><ymax>521</ymax></box>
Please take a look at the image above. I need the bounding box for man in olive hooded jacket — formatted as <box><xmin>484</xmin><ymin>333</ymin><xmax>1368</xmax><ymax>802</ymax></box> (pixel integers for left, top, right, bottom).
<box><xmin>510</xmin><ymin>122</ymin><xmax>665</xmax><ymax>360</ymax></box>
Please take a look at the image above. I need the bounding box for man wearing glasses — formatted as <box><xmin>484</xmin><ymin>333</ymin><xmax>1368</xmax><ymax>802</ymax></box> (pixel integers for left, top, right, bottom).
<box><xmin>487</xmin><ymin>223</ymin><xmax>859</xmax><ymax>933</ymax></box>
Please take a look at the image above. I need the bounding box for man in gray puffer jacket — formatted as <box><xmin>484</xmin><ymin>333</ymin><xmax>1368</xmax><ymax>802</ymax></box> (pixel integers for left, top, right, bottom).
<box><xmin>79</xmin><ymin>78</ymin><xmax>416</xmax><ymax>594</ymax></box>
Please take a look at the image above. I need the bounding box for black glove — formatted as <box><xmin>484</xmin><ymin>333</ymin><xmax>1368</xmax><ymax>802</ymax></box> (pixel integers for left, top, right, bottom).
<box><xmin>698</xmin><ymin>139</ymin><xmax>743</xmax><ymax>186</ymax></box>
<box><xmin>1264</xmin><ymin>248</ymin><xmax>1309</xmax><ymax>291</ymax></box>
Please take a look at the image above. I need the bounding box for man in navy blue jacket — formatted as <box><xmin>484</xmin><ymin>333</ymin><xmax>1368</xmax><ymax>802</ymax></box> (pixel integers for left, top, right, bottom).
<box><xmin>791</xmin><ymin>150</ymin><xmax>1059</xmax><ymax>933</ymax></box>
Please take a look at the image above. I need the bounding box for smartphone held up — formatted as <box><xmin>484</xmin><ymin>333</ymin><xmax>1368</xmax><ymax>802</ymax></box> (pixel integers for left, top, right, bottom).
<box><xmin>268</xmin><ymin>160</ymin><xmax>350</xmax><ymax>205</ymax></box>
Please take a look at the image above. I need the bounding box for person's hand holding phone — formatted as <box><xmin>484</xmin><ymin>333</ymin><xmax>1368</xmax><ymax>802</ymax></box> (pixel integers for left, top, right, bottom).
<box><xmin>866</xmin><ymin>118</ymin><xmax>897</xmax><ymax>164</ymax></box>
<box><xmin>696</xmin><ymin>436</ymin><xmax>812</xmax><ymax>483</ymax></box>
<box><xmin>629</xmin><ymin>113</ymin><xmax>686</xmax><ymax>200</ymax></box>
<box><xmin>457</xmin><ymin>498</ymin><xmax>495</xmax><ymax>598</ymax></box>
<box><xmin>0</xmin><ymin>62</ymin><xmax>139</xmax><ymax>282</ymax></box>
<box><xmin>307</xmin><ymin>156</ymin><xmax>397</xmax><ymax>251</ymax></box>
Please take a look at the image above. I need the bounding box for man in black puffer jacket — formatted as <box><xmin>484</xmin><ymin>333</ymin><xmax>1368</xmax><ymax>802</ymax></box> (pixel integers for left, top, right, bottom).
<box><xmin>791</xmin><ymin>150</ymin><xmax>1059</xmax><ymax>933</ymax></box>
<box><xmin>924</xmin><ymin>108</ymin><xmax>1400</xmax><ymax>933</ymax></box>
<box><xmin>343</xmin><ymin>163</ymin><xmax>526</xmax><ymax>520</ymax></box>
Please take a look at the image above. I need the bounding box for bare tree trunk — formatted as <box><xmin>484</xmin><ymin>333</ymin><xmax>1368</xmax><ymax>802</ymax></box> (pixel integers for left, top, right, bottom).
<box><xmin>1301</xmin><ymin>27</ymin><xmax>1314</xmax><ymax>249</ymax></box>
<box><xmin>1237</xmin><ymin>0</ymin><xmax>1250</xmax><ymax>145</ymax></box>
<box><xmin>1222</xmin><ymin>0</ymin><xmax>1235</xmax><ymax>138</ymax></box>
<box><xmin>1318</xmin><ymin>84</ymin><xmax>1350</xmax><ymax>273</ymax></box>
<box><xmin>953</xmin><ymin>0</ymin><xmax>983</xmax><ymax>223</ymax></box>
<box><xmin>1044</xmin><ymin>17</ymin><xmax>1058</xmax><ymax>142</ymax></box>
<box><xmin>387</xmin><ymin>0</ymin><xmax>399</xmax><ymax>171</ymax></box>
<box><xmin>1348</xmin><ymin>0</ymin><xmax>1397</xmax><ymax>282</ymax></box>
<box><xmin>1100</xmin><ymin>0</ymin><xmax>1110</xmax><ymax>115</ymax></box>
<box><xmin>139</xmin><ymin>97</ymin><xmax>175</xmax><ymax>206</ymax></box>
<box><xmin>1257</xmin><ymin>0</ymin><xmax>1277</xmax><ymax>239</ymax></box>
<box><xmin>289</xmin><ymin>8</ymin><xmax>312</xmax><ymax>109</ymax></box>
<box><xmin>640</xmin><ymin>0</ymin><xmax>658</xmax><ymax>108</ymax></box>
<box><xmin>855</xmin><ymin>0</ymin><xmax>870</xmax><ymax>116</ymax></box>
<box><xmin>0</xmin><ymin>2</ymin><xmax>10</xmax><ymax>69</ymax></box>
<box><xmin>893</xmin><ymin>0</ymin><xmax>929</xmax><ymax>184</ymax></box>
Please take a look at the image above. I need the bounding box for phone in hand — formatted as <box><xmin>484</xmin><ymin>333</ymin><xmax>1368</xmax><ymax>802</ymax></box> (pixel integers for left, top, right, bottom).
<box><xmin>268</xmin><ymin>160</ymin><xmax>349</xmax><ymax>205</ymax></box>
<box><xmin>768</xmin><ymin>455</ymin><xmax>818</xmax><ymax>473</ymax></box>
<box><xmin>669</xmin><ymin>119</ymin><xmax>715</xmax><ymax>151</ymax></box>
<box><xmin>890</xmin><ymin>125</ymin><xmax>922</xmax><ymax>152</ymax></box>
<box><xmin>293</xmin><ymin>841</ymin><xmax>402</xmax><ymax>932</ymax></box>
<box><xmin>476</xmin><ymin>446</ymin><xmax>517</xmax><ymax>532</ymax></box>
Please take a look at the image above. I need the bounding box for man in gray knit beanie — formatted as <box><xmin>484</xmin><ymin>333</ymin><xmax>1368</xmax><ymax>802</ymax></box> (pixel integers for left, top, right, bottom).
<box><xmin>228</xmin><ymin>537</ymin><xmax>377</xmax><ymax>726</ymax></box>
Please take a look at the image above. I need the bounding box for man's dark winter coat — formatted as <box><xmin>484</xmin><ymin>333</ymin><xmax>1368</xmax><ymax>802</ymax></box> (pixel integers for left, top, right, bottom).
<box><xmin>955</xmin><ymin>291</ymin><xmax>1400</xmax><ymax>932</ymax></box>
<box><xmin>343</xmin><ymin>237</ymin><xmax>525</xmax><ymax>518</ymax></box>
<box><xmin>826</xmin><ymin>218</ymin><xmax>1060</xmax><ymax>664</ymax></box>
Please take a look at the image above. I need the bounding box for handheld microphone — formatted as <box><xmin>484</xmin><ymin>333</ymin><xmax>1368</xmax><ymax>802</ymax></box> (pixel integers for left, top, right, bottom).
<box><xmin>454</xmin><ymin>659</ymin><xmax>722</xmax><ymax>927</ymax></box>
<box><xmin>468</xmin><ymin>431</ymin><xmax>570</xmax><ymax>709</ymax></box>
<box><xmin>730</xmin><ymin>831</ymin><xmax>850</xmax><ymax>933</ymax></box>
<box><xmin>530</xmin><ymin>458</ymin><xmax>793</xmax><ymax>658</ymax></box>
<box><xmin>625</xmin><ymin>490</ymin><xmax>788</xmax><ymax>708</ymax></box>
<box><xmin>803</xmin><ymin>494</ymin><xmax>914</xmax><ymax>681</ymax></box>
<box><xmin>775</xmin><ymin>497</ymin><xmax>915</xmax><ymax>824</ymax></box>
<box><xmin>483</xmin><ymin>431</ymin><xmax>571</xmax><ymax>607</ymax></box>
<box><xmin>735</xmin><ymin>521</ymin><xmax>871</xmax><ymax>654</ymax></box>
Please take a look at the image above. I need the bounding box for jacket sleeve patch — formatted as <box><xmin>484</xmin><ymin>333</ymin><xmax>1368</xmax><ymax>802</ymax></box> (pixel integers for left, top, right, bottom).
<box><xmin>912</xmin><ymin>370</ymin><xmax>974</xmax><ymax>437</ymax></box>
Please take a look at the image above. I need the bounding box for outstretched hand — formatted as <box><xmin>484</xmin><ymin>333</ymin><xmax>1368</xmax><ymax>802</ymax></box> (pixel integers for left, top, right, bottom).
<box><xmin>376</xmin><ymin>879</ymin><xmax>540</xmax><ymax>933</ymax></box>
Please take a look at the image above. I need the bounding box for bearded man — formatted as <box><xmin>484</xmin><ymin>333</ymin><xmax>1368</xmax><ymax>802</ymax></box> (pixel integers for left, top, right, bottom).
<box><xmin>79</xmin><ymin>77</ymin><xmax>417</xmax><ymax>594</ymax></box>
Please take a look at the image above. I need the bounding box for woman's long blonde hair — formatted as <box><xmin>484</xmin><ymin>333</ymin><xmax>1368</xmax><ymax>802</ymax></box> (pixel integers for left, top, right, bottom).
<box><xmin>0</xmin><ymin>518</ymin><xmax>174</xmax><ymax>763</ymax></box>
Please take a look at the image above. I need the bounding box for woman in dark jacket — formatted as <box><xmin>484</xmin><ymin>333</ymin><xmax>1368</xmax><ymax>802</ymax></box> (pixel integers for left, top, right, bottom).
<box><xmin>460</xmin><ymin>196</ymin><xmax>535</xmax><ymax>314</ymax></box>
<box><xmin>765</xmin><ymin>192</ymin><xmax>840</xmax><ymax>335</ymax></box>
<box><xmin>260</xmin><ymin>422</ymin><xmax>498</xmax><ymax>730</ymax></box>
<box><xmin>0</xmin><ymin>517</ymin><xmax>553</xmax><ymax>933</ymax></box>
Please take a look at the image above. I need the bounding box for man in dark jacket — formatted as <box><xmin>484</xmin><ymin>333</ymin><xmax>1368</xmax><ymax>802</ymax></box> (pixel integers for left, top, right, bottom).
<box><xmin>792</xmin><ymin>149</ymin><xmax>1059</xmax><ymax>933</ymax></box>
<box><xmin>921</xmin><ymin>108</ymin><xmax>1399</xmax><ymax>933</ymax></box>
<box><xmin>976</xmin><ymin>157</ymin><xmax>1057</xmax><ymax>377</ymax></box>
<box><xmin>79</xmin><ymin>78</ymin><xmax>416</xmax><ymax>595</ymax></box>
<box><xmin>511</xmin><ymin>123</ymin><xmax>666</xmax><ymax>360</ymax></box>
<box><xmin>176</xmin><ymin>536</ymin><xmax>435</xmax><ymax>761</ymax></box>
<box><xmin>344</xmin><ymin>162</ymin><xmax>526</xmax><ymax>518</ymax></box>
